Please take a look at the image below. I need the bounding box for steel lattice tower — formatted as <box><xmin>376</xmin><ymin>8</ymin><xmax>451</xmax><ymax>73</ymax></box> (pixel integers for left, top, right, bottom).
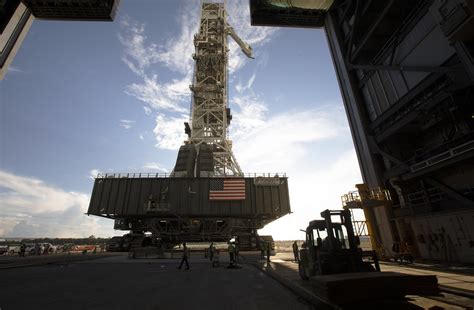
<box><xmin>187</xmin><ymin>2</ymin><xmax>253</xmax><ymax>176</ymax></box>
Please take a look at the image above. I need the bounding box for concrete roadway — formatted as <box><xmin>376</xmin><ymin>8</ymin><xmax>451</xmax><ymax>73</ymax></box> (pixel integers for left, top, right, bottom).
<box><xmin>0</xmin><ymin>254</ymin><xmax>319</xmax><ymax>310</ymax></box>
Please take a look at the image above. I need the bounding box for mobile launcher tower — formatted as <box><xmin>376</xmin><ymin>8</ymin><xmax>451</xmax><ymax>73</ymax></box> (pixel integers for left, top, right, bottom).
<box><xmin>87</xmin><ymin>2</ymin><xmax>291</xmax><ymax>249</ymax></box>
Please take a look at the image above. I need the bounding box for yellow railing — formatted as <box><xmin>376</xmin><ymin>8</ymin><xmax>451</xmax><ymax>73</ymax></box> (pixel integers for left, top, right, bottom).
<box><xmin>341</xmin><ymin>187</ymin><xmax>391</xmax><ymax>207</ymax></box>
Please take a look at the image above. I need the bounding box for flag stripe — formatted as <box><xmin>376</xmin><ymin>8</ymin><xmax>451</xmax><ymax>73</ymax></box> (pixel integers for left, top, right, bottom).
<box><xmin>209</xmin><ymin>179</ymin><xmax>246</xmax><ymax>201</ymax></box>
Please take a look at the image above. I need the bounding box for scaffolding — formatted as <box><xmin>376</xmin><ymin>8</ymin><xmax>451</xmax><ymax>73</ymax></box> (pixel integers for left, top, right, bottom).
<box><xmin>188</xmin><ymin>2</ymin><xmax>253</xmax><ymax>176</ymax></box>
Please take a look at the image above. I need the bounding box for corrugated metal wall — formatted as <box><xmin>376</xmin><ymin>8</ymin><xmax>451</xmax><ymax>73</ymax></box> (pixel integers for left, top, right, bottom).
<box><xmin>359</xmin><ymin>12</ymin><xmax>456</xmax><ymax>121</ymax></box>
<box><xmin>88</xmin><ymin>177</ymin><xmax>291</xmax><ymax>219</ymax></box>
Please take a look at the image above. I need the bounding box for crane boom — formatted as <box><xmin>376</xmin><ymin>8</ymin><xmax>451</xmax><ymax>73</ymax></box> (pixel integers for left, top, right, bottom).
<box><xmin>226</xmin><ymin>24</ymin><xmax>254</xmax><ymax>59</ymax></box>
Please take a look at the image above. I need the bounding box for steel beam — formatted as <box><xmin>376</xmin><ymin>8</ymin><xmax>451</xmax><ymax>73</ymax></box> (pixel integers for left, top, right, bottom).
<box><xmin>425</xmin><ymin>178</ymin><xmax>474</xmax><ymax>207</ymax></box>
<box><xmin>349</xmin><ymin>0</ymin><xmax>395</xmax><ymax>62</ymax></box>
<box><xmin>349</xmin><ymin>64</ymin><xmax>463</xmax><ymax>73</ymax></box>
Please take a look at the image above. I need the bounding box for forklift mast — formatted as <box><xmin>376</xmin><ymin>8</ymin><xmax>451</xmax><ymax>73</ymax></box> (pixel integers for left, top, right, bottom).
<box><xmin>320</xmin><ymin>209</ymin><xmax>358</xmax><ymax>251</ymax></box>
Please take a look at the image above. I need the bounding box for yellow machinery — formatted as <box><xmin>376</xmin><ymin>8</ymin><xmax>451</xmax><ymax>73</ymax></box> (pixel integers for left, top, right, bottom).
<box><xmin>341</xmin><ymin>184</ymin><xmax>391</xmax><ymax>259</ymax></box>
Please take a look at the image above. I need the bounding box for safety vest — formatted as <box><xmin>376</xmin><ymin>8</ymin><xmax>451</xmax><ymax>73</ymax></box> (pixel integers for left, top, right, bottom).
<box><xmin>228</xmin><ymin>244</ymin><xmax>235</xmax><ymax>253</ymax></box>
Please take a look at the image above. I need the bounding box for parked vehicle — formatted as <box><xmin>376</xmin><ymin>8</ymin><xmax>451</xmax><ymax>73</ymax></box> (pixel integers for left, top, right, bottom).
<box><xmin>7</xmin><ymin>245</ymin><xmax>21</xmax><ymax>255</ymax></box>
<box><xmin>25</xmin><ymin>243</ymin><xmax>35</xmax><ymax>254</ymax></box>
<box><xmin>0</xmin><ymin>245</ymin><xmax>8</xmax><ymax>255</ymax></box>
<box><xmin>40</xmin><ymin>243</ymin><xmax>57</xmax><ymax>254</ymax></box>
<box><xmin>74</xmin><ymin>245</ymin><xmax>97</xmax><ymax>252</ymax></box>
<box><xmin>26</xmin><ymin>244</ymin><xmax>44</xmax><ymax>255</ymax></box>
<box><xmin>62</xmin><ymin>243</ymin><xmax>75</xmax><ymax>252</ymax></box>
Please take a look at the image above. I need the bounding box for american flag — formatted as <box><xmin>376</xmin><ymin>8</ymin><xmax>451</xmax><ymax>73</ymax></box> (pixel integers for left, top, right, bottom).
<box><xmin>209</xmin><ymin>178</ymin><xmax>246</xmax><ymax>201</ymax></box>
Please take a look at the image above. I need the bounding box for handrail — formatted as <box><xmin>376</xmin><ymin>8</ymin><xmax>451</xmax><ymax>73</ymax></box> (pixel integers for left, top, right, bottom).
<box><xmin>341</xmin><ymin>187</ymin><xmax>392</xmax><ymax>206</ymax></box>
<box><xmin>95</xmin><ymin>172</ymin><xmax>287</xmax><ymax>179</ymax></box>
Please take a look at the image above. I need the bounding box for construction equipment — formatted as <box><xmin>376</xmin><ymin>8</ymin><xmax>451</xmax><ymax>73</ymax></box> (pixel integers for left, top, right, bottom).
<box><xmin>298</xmin><ymin>209</ymin><xmax>379</xmax><ymax>280</ymax></box>
<box><xmin>298</xmin><ymin>209</ymin><xmax>439</xmax><ymax>306</ymax></box>
<box><xmin>341</xmin><ymin>184</ymin><xmax>393</xmax><ymax>259</ymax></box>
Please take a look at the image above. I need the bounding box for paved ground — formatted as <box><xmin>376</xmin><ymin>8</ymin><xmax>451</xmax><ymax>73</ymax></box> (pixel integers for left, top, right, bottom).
<box><xmin>276</xmin><ymin>251</ymin><xmax>474</xmax><ymax>294</ymax></box>
<box><xmin>0</xmin><ymin>254</ymin><xmax>318</xmax><ymax>310</ymax></box>
<box><xmin>3</xmin><ymin>251</ymin><xmax>474</xmax><ymax>309</ymax></box>
<box><xmin>261</xmin><ymin>252</ymin><xmax>474</xmax><ymax>309</ymax></box>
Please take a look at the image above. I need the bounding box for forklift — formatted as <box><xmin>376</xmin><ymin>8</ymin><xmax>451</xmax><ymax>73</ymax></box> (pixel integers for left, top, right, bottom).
<box><xmin>298</xmin><ymin>209</ymin><xmax>380</xmax><ymax>280</ymax></box>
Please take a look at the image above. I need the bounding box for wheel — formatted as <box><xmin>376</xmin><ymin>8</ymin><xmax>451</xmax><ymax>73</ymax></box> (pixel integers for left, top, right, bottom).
<box><xmin>362</xmin><ymin>262</ymin><xmax>376</xmax><ymax>272</ymax></box>
<box><xmin>298</xmin><ymin>262</ymin><xmax>309</xmax><ymax>280</ymax></box>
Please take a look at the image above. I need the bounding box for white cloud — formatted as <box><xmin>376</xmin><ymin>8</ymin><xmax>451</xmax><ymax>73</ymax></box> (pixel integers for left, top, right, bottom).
<box><xmin>125</xmin><ymin>75</ymin><xmax>189</xmax><ymax>113</ymax></box>
<box><xmin>236</xmin><ymin>72</ymin><xmax>257</xmax><ymax>93</ymax></box>
<box><xmin>120</xmin><ymin>119</ymin><xmax>135</xmax><ymax>130</ymax></box>
<box><xmin>7</xmin><ymin>66</ymin><xmax>24</xmax><ymax>73</ymax></box>
<box><xmin>142</xmin><ymin>162</ymin><xmax>168</xmax><ymax>173</ymax></box>
<box><xmin>0</xmin><ymin>170</ymin><xmax>115</xmax><ymax>238</ymax></box>
<box><xmin>118</xmin><ymin>17</ymin><xmax>192</xmax><ymax>114</ymax></box>
<box><xmin>230</xmin><ymin>93</ymin><xmax>267</xmax><ymax>137</ymax></box>
<box><xmin>258</xmin><ymin>150</ymin><xmax>362</xmax><ymax>240</ymax></box>
<box><xmin>154</xmin><ymin>0</ymin><xmax>200</xmax><ymax>75</ymax></box>
<box><xmin>153</xmin><ymin>113</ymin><xmax>188</xmax><ymax>150</ymax></box>
<box><xmin>239</xmin><ymin>110</ymin><xmax>362</xmax><ymax>241</ymax></box>
<box><xmin>118</xmin><ymin>1</ymin><xmax>278</xmax><ymax>148</ymax></box>
<box><xmin>227</xmin><ymin>94</ymin><xmax>361</xmax><ymax>240</ymax></box>
<box><xmin>233</xmin><ymin>104</ymin><xmax>347</xmax><ymax>172</ymax></box>
<box><xmin>89</xmin><ymin>169</ymin><xmax>100</xmax><ymax>180</ymax></box>
<box><xmin>143</xmin><ymin>106</ymin><xmax>152</xmax><ymax>116</ymax></box>
<box><xmin>139</xmin><ymin>134</ymin><xmax>145</xmax><ymax>140</ymax></box>
<box><xmin>118</xmin><ymin>18</ymin><xmax>161</xmax><ymax>77</ymax></box>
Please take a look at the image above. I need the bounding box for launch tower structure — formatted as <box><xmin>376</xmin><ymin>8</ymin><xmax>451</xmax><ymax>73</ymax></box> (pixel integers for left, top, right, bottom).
<box><xmin>88</xmin><ymin>2</ymin><xmax>291</xmax><ymax>248</ymax></box>
<box><xmin>178</xmin><ymin>2</ymin><xmax>254</xmax><ymax>177</ymax></box>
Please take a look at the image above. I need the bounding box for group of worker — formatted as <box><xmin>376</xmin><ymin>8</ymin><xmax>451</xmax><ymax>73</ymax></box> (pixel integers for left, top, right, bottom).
<box><xmin>178</xmin><ymin>239</ymin><xmax>293</xmax><ymax>269</ymax></box>
<box><xmin>17</xmin><ymin>243</ymin><xmax>48</xmax><ymax>257</ymax></box>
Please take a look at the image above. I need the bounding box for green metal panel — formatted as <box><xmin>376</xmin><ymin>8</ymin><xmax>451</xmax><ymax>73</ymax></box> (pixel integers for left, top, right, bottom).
<box><xmin>87</xmin><ymin>176</ymin><xmax>291</xmax><ymax>221</ymax></box>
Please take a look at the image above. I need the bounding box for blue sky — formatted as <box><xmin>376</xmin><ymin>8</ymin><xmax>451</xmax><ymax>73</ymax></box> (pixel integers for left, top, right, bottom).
<box><xmin>0</xmin><ymin>0</ymin><xmax>362</xmax><ymax>239</ymax></box>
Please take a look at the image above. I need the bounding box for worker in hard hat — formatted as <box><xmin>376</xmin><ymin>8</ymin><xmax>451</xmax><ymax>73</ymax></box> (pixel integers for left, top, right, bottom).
<box><xmin>292</xmin><ymin>241</ymin><xmax>299</xmax><ymax>262</ymax></box>
<box><xmin>234</xmin><ymin>241</ymin><xmax>240</xmax><ymax>263</ymax></box>
<box><xmin>177</xmin><ymin>242</ymin><xmax>190</xmax><ymax>270</ymax></box>
<box><xmin>266</xmin><ymin>242</ymin><xmax>271</xmax><ymax>262</ymax></box>
<box><xmin>228</xmin><ymin>241</ymin><xmax>235</xmax><ymax>266</ymax></box>
<box><xmin>209</xmin><ymin>242</ymin><xmax>214</xmax><ymax>261</ymax></box>
<box><xmin>260</xmin><ymin>241</ymin><xmax>266</xmax><ymax>259</ymax></box>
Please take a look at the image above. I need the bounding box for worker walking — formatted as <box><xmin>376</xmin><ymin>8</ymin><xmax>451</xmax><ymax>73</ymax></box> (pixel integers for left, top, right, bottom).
<box><xmin>19</xmin><ymin>243</ymin><xmax>26</xmax><ymax>257</ymax></box>
<box><xmin>228</xmin><ymin>242</ymin><xmax>235</xmax><ymax>266</ymax></box>
<box><xmin>178</xmin><ymin>242</ymin><xmax>190</xmax><ymax>270</ymax></box>
<box><xmin>266</xmin><ymin>242</ymin><xmax>271</xmax><ymax>262</ymax></box>
<box><xmin>234</xmin><ymin>242</ymin><xmax>240</xmax><ymax>263</ymax></box>
<box><xmin>292</xmin><ymin>241</ymin><xmax>299</xmax><ymax>262</ymax></box>
<box><xmin>35</xmin><ymin>243</ymin><xmax>41</xmax><ymax>256</ymax></box>
<box><xmin>209</xmin><ymin>242</ymin><xmax>214</xmax><ymax>261</ymax></box>
<box><xmin>260</xmin><ymin>242</ymin><xmax>265</xmax><ymax>259</ymax></box>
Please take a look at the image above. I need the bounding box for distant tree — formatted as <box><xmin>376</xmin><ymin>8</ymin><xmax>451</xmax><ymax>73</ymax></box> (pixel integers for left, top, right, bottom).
<box><xmin>89</xmin><ymin>235</ymin><xmax>96</xmax><ymax>239</ymax></box>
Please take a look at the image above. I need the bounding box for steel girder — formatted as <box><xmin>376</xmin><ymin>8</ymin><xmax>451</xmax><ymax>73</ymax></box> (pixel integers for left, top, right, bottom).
<box><xmin>189</xmin><ymin>2</ymin><xmax>245</xmax><ymax>176</ymax></box>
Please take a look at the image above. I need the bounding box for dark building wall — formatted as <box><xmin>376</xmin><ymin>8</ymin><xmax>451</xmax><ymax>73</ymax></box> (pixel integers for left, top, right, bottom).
<box><xmin>0</xmin><ymin>0</ymin><xmax>22</xmax><ymax>33</ymax></box>
<box><xmin>0</xmin><ymin>1</ymin><xmax>33</xmax><ymax>79</ymax></box>
<box><xmin>22</xmin><ymin>0</ymin><xmax>120</xmax><ymax>21</ymax></box>
<box><xmin>325</xmin><ymin>0</ymin><xmax>474</xmax><ymax>261</ymax></box>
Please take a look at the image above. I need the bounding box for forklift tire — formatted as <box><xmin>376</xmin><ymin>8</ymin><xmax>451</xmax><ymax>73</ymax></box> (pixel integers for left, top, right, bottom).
<box><xmin>362</xmin><ymin>262</ymin><xmax>376</xmax><ymax>272</ymax></box>
<box><xmin>298</xmin><ymin>262</ymin><xmax>309</xmax><ymax>280</ymax></box>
